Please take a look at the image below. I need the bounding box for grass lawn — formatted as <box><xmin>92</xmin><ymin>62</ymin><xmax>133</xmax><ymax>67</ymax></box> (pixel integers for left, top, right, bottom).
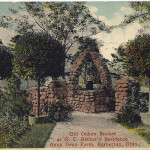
<box><xmin>121</xmin><ymin>123</ymin><xmax>150</xmax><ymax>144</ymax></box>
<box><xmin>135</xmin><ymin>125</ymin><xmax>150</xmax><ymax>144</ymax></box>
<box><xmin>11</xmin><ymin>123</ymin><xmax>55</xmax><ymax>148</ymax></box>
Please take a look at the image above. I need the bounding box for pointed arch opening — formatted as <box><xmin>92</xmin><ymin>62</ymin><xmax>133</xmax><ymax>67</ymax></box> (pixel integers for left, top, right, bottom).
<box><xmin>67</xmin><ymin>50</ymin><xmax>115</xmax><ymax>113</ymax></box>
<box><xmin>77</xmin><ymin>54</ymin><xmax>101</xmax><ymax>90</ymax></box>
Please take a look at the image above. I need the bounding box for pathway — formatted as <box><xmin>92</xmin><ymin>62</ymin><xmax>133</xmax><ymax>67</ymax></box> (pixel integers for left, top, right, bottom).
<box><xmin>45</xmin><ymin>111</ymin><xmax>150</xmax><ymax>148</ymax></box>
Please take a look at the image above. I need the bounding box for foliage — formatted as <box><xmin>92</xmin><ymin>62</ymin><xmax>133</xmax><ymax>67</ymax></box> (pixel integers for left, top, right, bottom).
<box><xmin>0</xmin><ymin>75</ymin><xmax>32</xmax><ymax>148</ymax></box>
<box><xmin>116</xmin><ymin>82</ymin><xmax>142</xmax><ymax>127</ymax></box>
<box><xmin>121</xmin><ymin>124</ymin><xmax>150</xmax><ymax>144</ymax></box>
<box><xmin>0</xmin><ymin>2</ymin><xmax>110</xmax><ymax>59</ymax></box>
<box><xmin>78</xmin><ymin>61</ymin><xmax>101</xmax><ymax>90</ymax></box>
<box><xmin>135</xmin><ymin>125</ymin><xmax>150</xmax><ymax>144</ymax></box>
<box><xmin>116</xmin><ymin>107</ymin><xmax>141</xmax><ymax>128</ymax></box>
<box><xmin>0</xmin><ymin>91</ymin><xmax>31</xmax><ymax>121</ymax></box>
<box><xmin>138</xmin><ymin>92</ymin><xmax>149</xmax><ymax>112</ymax></box>
<box><xmin>122</xmin><ymin>124</ymin><xmax>150</xmax><ymax>144</ymax></box>
<box><xmin>10</xmin><ymin>123</ymin><xmax>55</xmax><ymax>148</ymax></box>
<box><xmin>112</xmin><ymin>34</ymin><xmax>150</xmax><ymax>111</ymax></box>
<box><xmin>117</xmin><ymin>3</ymin><xmax>150</xmax><ymax>113</ymax></box>
<box><xmin>110</xmin><ymin>45</ymin><xmax>129</xmax><ymax>80</ymax></box>
<box><xmin>0</xmin><ymin>44</ymin><xmax>13</xmax><ymax>79</ymax></box>
<box><xmin>111</xmin><ymin>34</ymin><xmax>150</xmax><ymax>79</ymax></box>
<box><xmin>0</xmin><ymin>2</ymin><xmax>112</xmax><ymax>81</ymax></box>
<box><xmin>77</xmin><ymin>37</ymin><xmax>100</xmax><ymax>52</ymax></box>
<box><xmin>117</xmin><ymin>1</ymin><xmax>150</xmax><ymax>83</ymax></box>
<box><xmin>11</xmin><ymin>32</ymin><xmax>65</xmax><ymax>80</ymax></box>
<box><xmin>11</xmin><ymin>31</ymin><xmax>64</xmax><ymax>116</ymax></box>
<box><xmin>0</xmin><ymin>75</ymin><xmax>31</xmax><ymax>120</ymax></box>
<box><xmin>43</xmin><ymin>101</ymin><xmax>72</xmax><ymax>121</ymax></box>
<box><xmin>0</xmin><ymin>118</ymin><xmax>29</xmax><ymax>148</ymax></box>
<box><xmin>7</xmin><ymin>74</ymin><xmax>21</xmax><ymax>97</ymax></box>
<box><xmin>108</xmin><ymin>48</ymin><xmax>127</xmax><ymax>80</ymax></box>
<box><xmin>71</xmin><ymin>37</ymin><xmax>102</xmax><ymax>63</ymax></box>
<box><xmin>120</xmin><ymin>2</ymin><xmax>150</xmax><ymax>27</ymax></box>
<box><xmin>124</xmin><ymin>34</ymin><xmax>150</xmax><ymax>78</ymax></box>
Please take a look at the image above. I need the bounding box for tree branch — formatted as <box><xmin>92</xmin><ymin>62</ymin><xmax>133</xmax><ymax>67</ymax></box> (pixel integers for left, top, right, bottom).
<box><xmin>27</xmin><ymin>12</ymin><xmax>47</xmax><ymax>33</ymax></box>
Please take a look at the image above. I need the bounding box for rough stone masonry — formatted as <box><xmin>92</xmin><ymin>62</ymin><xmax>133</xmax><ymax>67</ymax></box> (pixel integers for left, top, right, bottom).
<box><xmin>67</xmin><ymin>50</ymin><xmax>115</xmax><ymax>113</ymax></box>
<box><xmin>115</xmin><ymin>77</ymin><xmax>140</xmax><ymax>116</ymax></box>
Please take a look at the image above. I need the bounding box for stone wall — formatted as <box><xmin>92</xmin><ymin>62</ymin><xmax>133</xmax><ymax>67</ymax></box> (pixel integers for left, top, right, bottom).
<box><xmin>68</xmin><ymin>50</ymin><xmax>115</xmax><ymax>113</ymax></box>
<box><xmin>26</xmin><ymin>50</ymin><xmax>116</xmax><ymax>115</ymax></box>
<box><xmin>69</xmin><ymin>90</ymin><xmax>114</xmax><ymax>113</ymax></box>
<box><xmin>115</xmin><ymin>77</ymin><xmax>140</xmax><ymax>116</ymax></box>
<box><xmin>26</xmin><ymin>80</ymin><xmax>67</xmax><ymax>115</ymax></box>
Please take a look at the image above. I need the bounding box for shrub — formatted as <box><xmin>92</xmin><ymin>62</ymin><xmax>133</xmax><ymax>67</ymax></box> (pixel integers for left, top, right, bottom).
<box><xmin>0</xmin><ymin>75</ymin><xmax>32</xmax><ymax>147</ymax></box>
<box><xmin>43</xmin><ymin>101</ymin><xmax>72</xmax><ymax>121</ymax></box>
<box><xmin>116</xmin><ymin>81</ymin><xmax>142</xmax><ymax>127</ymax></box>
<box><xmin>138</xmin><ymin>92</ymin><xmax>149</xmax><ymax>112</ymax></box>
<box><xmin>0</xmin><ymin>75</ymin><xmax>32</xmax><ymax>121</ymax></box>
<box><xmin>116</xmin><ymin>106</ymin><xmax>141</xmax><ymax>127</ymax></box>
<box><xmin>0</xmin><ymin>116</ymin><xmax>29</xmax><ymax>148</ymax></box>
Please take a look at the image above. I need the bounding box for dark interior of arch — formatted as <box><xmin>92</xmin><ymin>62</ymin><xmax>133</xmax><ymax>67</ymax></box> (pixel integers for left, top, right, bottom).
<box><xmin>77</xmin><ymin>57</ymin><xmax>101</xmax><ymax>90</ymax></box>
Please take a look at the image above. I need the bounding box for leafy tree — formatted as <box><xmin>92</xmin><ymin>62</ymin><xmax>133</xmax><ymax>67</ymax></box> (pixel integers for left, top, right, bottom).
<box><xmin>120</xmin><ymin>2</ymin><xmax>150</xmax><ymax>27</ymax></box>
<box><xmin>113</xmin><ymin>34</ymin><xmax>150</xmax><ymax>112</ymax></box>
<box><xmin>71</xmin><ymin>37</ymin><xmax>102</xmax><ymax>63</ymax></box>
<box><xmin>123</xmin><ymin>35</ymin><xmax>150</xmax><ymax>78</ymax></box>
<box><xmin>115</xmin><ymin>1</ymin><xmax>150</xmax><ymax>112</ymax></box>
<box><xmin>11</xmin><ymin>32</ymin><xmax>64</xmax><ymax>116</ymax></box>
<box><xmin>109</xmin><ymin>2</ymin><xmax>150</xmax><ymax>82</ymax></box>
<box><xmin>77</xmin><ymin>37</ymin><xmax>101</xmax><ymax>52</ymax></box>
<box><xmin>0</xmin><ymin>2</ymin><xmax>110</xmax><ymax>73</ymax></box>
<box><xmin>109</xmin><ymin>45</ymin><xmax>128</xmax><ymax>80</ymax></box>
<box><xmin>0</xmin><ymin>42</ymin><xmax>13</xmax><ymax>79</ymax></box>
<box><xmin>112</xmin><ymin>1</ymin><xmax>150</xmax><ymax>112</ymax></box>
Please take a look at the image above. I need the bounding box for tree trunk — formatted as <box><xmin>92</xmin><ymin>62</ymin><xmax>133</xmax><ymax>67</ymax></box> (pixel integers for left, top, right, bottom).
<box><xmin>148</xmin><ymin>78</ymin><xmax>150</xmax><ymax>113</ymax></box>
<box><xmin>27</xmin><ymin>79</ymin><xmax>29</xmax><ymax>89</ymax></box>
<box><xmin>37</xmin><ymin>77</ymin><xmax>40</xmax><ymax>117</ymax></box>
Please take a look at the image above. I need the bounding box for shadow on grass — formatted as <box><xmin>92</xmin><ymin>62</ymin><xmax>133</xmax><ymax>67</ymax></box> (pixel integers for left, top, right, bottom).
<box><xmin>10</xmin><ymin>123</ymin><xmax>55</xmax><ymax>148</ymax></box>
<box><xmin>114</xmin><ymin>119</ymin><xmax>150</xmax><ymax>145</ymax></box>
<box><xmin>135</xmin><ymin>125</ymin><xmax>150</xmax><ymax>144</ymax></box>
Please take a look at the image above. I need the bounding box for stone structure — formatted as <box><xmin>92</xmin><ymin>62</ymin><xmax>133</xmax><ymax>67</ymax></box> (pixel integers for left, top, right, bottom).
<box><xmin>67</xmin><ymin>50</ymin><xmax>115</xmax><ymax>113</ymax></box>
<box><xmin>26</xmin><ymin>50</ymin><xmax>116</xmax><ymax>115</ymax></box>
<box><xmin>26</xmin><ymin>80</ymin><xmax>67</xmax><ymax>115</ymax></box>
<box><xmin>115</xmin><ymin>77</ymin><xmax>140</xmax><ymax>116</ymax></box>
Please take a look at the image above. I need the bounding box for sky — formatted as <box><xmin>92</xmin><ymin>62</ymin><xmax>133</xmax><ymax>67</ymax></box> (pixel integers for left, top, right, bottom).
<box><xmin>0</xmin><ymin>2</ymin><xmax>141</xmax><ymax>60</ymax></box>
<box><xmin>86</xmin><ymin>2</ymin><xmax>141</xmax><ymax>60</ymax></box>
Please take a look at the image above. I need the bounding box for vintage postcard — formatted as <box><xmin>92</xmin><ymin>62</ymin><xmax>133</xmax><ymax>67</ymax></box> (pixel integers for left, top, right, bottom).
<box><xmin>0</xmin><ymin>1</ymin><xmax>150</xmax><ymax>149</ymax></box>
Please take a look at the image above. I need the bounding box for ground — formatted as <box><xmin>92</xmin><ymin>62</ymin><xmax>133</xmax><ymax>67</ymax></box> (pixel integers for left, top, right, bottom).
<box><xmin>45</xmin><ymin>111</ymin><xmax>150</xmax><ymax>148</ymax></box>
